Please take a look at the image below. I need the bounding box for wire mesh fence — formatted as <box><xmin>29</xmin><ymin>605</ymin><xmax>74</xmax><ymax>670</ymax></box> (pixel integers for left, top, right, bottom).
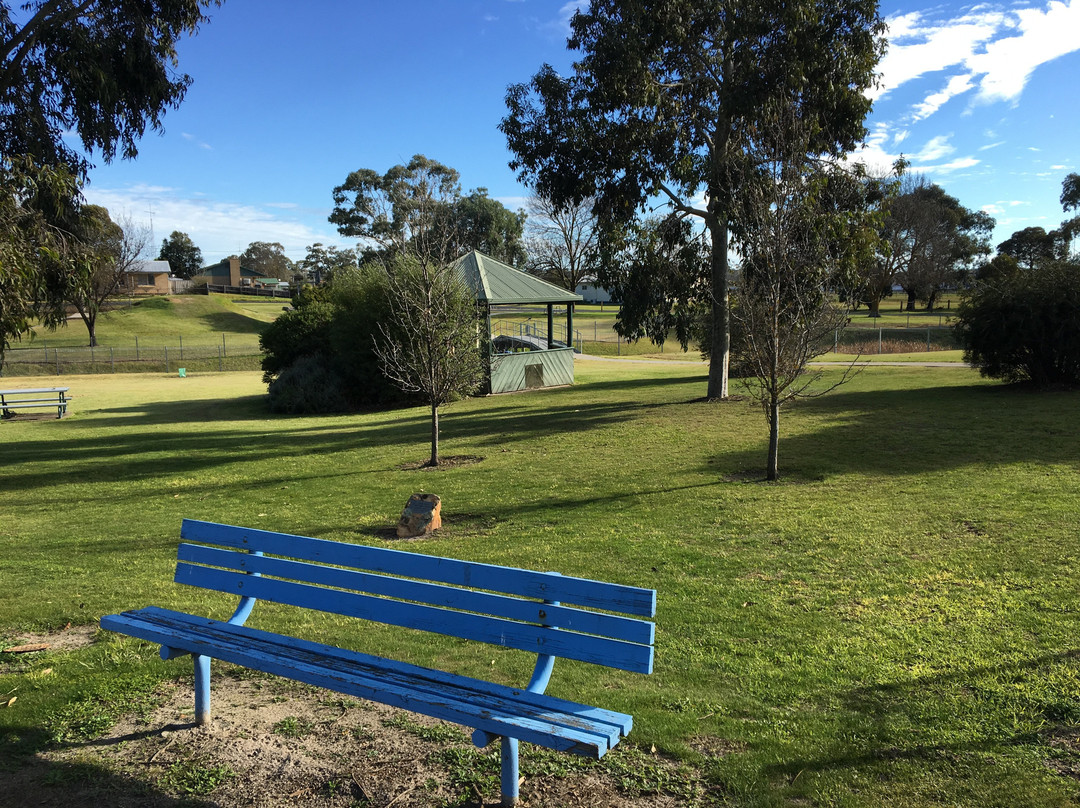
<box><xmin>1</xmin><ymin>336</ymin><xmax>263</xmax><ymax>377</ymax></box>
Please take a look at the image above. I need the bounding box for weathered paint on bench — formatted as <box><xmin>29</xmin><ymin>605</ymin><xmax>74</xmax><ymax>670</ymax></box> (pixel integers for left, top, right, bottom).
<box><xmin>101</xmin><ymin>520</ymin><xmax>656</xmax><ymax>806</ymax></box>
<box><xmin>0</xmin><ymin>387</ymin><xmax>69</xmax><ymax>419</ymax></box>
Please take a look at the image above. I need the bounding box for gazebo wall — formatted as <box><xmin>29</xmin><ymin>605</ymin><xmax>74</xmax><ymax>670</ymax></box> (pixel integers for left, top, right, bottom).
<box><xmin>490</xmin><ymin>348</ymin><xmax>575</xmax><ymax>394</ymax></box>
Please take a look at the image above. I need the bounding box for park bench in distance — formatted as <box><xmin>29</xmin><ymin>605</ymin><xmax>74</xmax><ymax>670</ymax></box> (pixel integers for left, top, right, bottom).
<box><xmin>101</xmin><ymin>519</ymin><xmax>657</xmax><ymax>806</ymax></box>
<box><xmin>0</xmin><ymin>387</ymin><xmax>69</xmax><ymax>419</ymax></box>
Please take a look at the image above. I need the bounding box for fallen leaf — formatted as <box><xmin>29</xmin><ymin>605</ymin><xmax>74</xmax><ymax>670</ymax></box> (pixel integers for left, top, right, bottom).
<box><xmin>4</xmin><ymin>697</ymin><xmax>15</xmax><ymax>708</ymax></box>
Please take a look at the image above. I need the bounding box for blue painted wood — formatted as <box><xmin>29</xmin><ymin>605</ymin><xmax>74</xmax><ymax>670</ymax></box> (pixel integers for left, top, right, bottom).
<box><xmin>101</xmin><ymin>607</ymin><xmax>628</xmax><ymax>756</ymax></box>
<box><xmin>180</xmin><ymin>520</ymin><xmax>656</xmax><ymax>617</ymax></box>
<box><xmin>177</xmin><ymin>543</ymin><xmax>654</xmax><ymax>646</ymax></box>
<box><xmin>174</xmin><ymin>563</ymin><xmax>653</xmax><ymax>674</ymax></box>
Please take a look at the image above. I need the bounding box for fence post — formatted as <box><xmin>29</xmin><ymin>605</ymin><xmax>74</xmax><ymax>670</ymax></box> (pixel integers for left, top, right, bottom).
<box><xmin>835</xmin><ymin>329</ymin><xmax>839</xmax><ymax>352</ymax></box>
<box><xmin>878</xmin><ymin>327</ymin><xmax>882</xmax><ymax>355</ymax></box>
<box><xmin>135</xmin><ymin>335</ymin><xmax>140</xmax><ymax>361</ymax></box>
<box><xmin>164</xmin><ymin>346</ymin><xmax>169</xmax><ymax>372</ymax></box>
<box><xmin>222</xmin><ymin>333</ymin><xmax>227</xmax><ymax>357</ymax></box>
<box><xmin>55</xmin><ymin>349</ymin><xmax>60</xmax><ymax>375</ymax></box>
<box><xmin>219</xmin><ymin>345</ymin><xmax>223</xmax><ymax>371</ymax></box>
<box><xmin>928</xmin><ymin>329</ymin><xmax>931</xmax><ymax>351</ymax></box>
<box><xmin>111</xmin><ymin>347</ymin><xmax>115</xmax><ymax>373</ymax></box>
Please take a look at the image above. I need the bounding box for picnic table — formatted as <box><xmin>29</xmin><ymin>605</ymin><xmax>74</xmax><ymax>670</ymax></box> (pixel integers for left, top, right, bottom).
<box><xmin>0</xmin><ymin>387</ymin><xmax>69</xmax><ymax>419</ymax></box>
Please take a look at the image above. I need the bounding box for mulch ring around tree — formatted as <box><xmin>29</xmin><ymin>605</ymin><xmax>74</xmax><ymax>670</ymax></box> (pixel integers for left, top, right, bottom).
<box><xmin>397</xmin><ymin>455</ymin><xmax>485</xmax><ymax>471</ymax></box>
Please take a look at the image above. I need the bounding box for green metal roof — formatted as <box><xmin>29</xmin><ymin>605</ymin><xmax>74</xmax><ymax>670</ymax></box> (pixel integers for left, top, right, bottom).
<box><xmin>451</xmin><ymin>250</ymin><xmax>582</xmax><ymax>305</ymax></box>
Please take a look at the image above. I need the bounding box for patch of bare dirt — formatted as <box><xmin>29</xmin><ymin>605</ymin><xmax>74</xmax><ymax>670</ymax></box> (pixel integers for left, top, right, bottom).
<box><xmin>5</xmin><ymin>669</ymin><xmax>707</xmax><ymax>807</ymax></box>
<box><xmin>1</xmin><ymin>625</ymin><xmax>98</xmax><ymax>671</ymax></box>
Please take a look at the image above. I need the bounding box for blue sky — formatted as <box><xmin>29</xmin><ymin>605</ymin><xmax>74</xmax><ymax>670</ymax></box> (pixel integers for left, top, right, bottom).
<box><xmin>81</xmin><ymin>0</ymin><xmax>1080</xmax><ymax>264</ymax></box>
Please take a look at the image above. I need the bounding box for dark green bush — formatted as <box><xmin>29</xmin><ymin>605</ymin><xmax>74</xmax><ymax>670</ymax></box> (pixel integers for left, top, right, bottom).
<box><xmin>259</xmin><ymin>300</ymin><xmax>335</xmax><ymax>384</ymax></box>
<box><xmin>955</xmin><ymin>261</ymin><xmax>1080</xmax><ymax>387</ymax></box>
<box><xmin>267</xmin><ymin>354</ymin><xmax>351</xmax><ymax>414</ymax></box>
<box><xmin>259</xmin><ymin>263</ymin><xmax>416</xmax><ymax>412</ymax></box>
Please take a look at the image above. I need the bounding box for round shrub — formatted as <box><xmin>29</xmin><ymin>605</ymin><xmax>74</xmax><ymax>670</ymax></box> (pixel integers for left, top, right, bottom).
<box><xmin>267</xmin><ymin>354</ymin><xmax>350</xmax><ymax>414</ymax></box>
<box><xmin>954</xmin><ymin>261</ymin><xmax>1080</xmax><ymax>387</ymax></box>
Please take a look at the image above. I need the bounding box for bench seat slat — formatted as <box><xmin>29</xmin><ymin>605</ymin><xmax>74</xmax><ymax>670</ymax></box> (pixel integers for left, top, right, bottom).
<box><xmin>175</xmin><ymin>563</ymin><xmax>654</xmax><ymax>674</ymax></box>
<box><xmin>178</xmin><ymin>544</ymin><xmax>654</xmax><ymax>647</ymax></box>
<box><xmin>0</xmin><ymin>398</ymin><xmax>65</xmax><ymax>405</ymax></box>
<box><xmin>181</xmin><ymin>520</ymin><xmax>656</xmax><ymax>618</ymax></box>
<box><xmin>101</xmin><ymin>607</ymin><xmax>629</xmax><ymax>756</ymax></box>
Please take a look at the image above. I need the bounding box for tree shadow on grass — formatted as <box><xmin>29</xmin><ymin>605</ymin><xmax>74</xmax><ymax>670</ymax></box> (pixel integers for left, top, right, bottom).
<box><xmin>1</xmin><ymin>376</ymin><xmax>703</xmax><ymax>495</ymax></box>
<box><xmin>760</xmin><ymin>650</ymin><xmax>1080</xmax><ymax>784</ymax></box>
<box><xmin>708</xmin><ymin>381</ymin><xmax>1080</xmax><ymax>481</ymax></box>
<box><xmin>0</xmin><ymin>725</ymin><xmax>215</xmax><ymax>808</ymax></box>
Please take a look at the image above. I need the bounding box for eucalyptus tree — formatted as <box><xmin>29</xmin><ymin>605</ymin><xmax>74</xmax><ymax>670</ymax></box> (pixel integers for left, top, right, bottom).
<box><xmin>0</xmin><ymin>156</ymin><xmax>79</xmax><ymax>372</ymax></box>
<box><xmin>0</xmin><ymin>0</ymin><xmax>222</xmax><ymax>173</ymax></box>
<box><xmin>330</xmin><ymin>155</ymin><xmax>463</xmax><ymax>267</ymax></box>
<box><xmin>501</xmin><ymin>0</ymin><xmax>885</xmax><ymax>398</ymax></box>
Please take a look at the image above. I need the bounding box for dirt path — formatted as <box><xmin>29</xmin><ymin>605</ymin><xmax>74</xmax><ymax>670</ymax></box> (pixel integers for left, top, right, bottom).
<box><xmin>4</xmin><ymin>668</ymin><xmax>706</xmax><ymax>807</ymax></box>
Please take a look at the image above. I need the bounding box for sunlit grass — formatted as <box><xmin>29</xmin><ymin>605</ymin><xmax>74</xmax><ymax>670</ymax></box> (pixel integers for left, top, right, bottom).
<box><xmin>2</xmin><ymin>361</ymin><xmax>1079</xmax><ymax>806</ymax></box>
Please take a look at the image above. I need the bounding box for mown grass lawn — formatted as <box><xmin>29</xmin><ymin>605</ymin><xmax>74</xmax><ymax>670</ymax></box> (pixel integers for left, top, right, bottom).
<box><xmin>2</xmin><ymin>361</ymin><xmax>1079</xmax><ymax>806</ymax></box>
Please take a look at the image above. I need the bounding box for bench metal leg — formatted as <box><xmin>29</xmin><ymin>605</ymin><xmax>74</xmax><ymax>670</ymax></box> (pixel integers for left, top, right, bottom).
<box><xmin>500</xmin><ymin>736</ymin><xmax>519</xmax><ymax>806</ymax></box>
<box><xmin>194</xmin><ymin>654</ymin><xmax>211</xmax><ymax>725</ymax></box>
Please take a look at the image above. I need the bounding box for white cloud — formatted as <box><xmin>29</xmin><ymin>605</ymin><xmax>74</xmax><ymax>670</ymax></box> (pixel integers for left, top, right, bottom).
<box><xmin>967</xmin><ymin>0</ymin><xmax>1080</xmax><ymax>103</ymax></box>
<box><xmin>873</xmin><ymin>10</ymin><xmax>1002</xmax><ymax>101</ymax></box>
<box><xmin>979</xmin><ymin>140</ymin><xmax>1005</xmax><ymax>151</ymax></box>
<box><xmin>84</xmin><ymin>184</ymin><xmax>350</xmax><ymax>262</ymax></box>
<box><xmin>913</xmin><ymin>156</ymin><xmax>981</xmax><ymax>174</ymax></box>
<box><xmin>181</xmin><ymin>132</ymin><xmax>212</xmax><ymax>151</ymax></box>
<box><xmin>914</xmin><ymin>134</ymin><xmax>956</xmax><ymax>162</ymax></box>
<box><xmin>912</xmin><ymin>74</ymin><xmax>975</xmax><ymax>120</ymax></box>
<box><xmin>874</xmin><ymin>0</ymin><xmax>1080</xmax><ymax>118</ymax></box>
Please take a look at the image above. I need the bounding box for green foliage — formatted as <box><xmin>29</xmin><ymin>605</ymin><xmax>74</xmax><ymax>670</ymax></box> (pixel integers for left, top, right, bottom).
<box><xmin>998</xmin><ymin>226</ymin><xmax>1061</xmax><ymax>270</ymax></box>
<box><xmin>0</xmin><ymin>155</ymin><xmax>81</xmax><ymax>370</ymax></box>
<box><xmin>501</xmin><ymin>0</ymin><xmax>886</xmax><ymax>396</ymax></box>
<box><xmin>955</xmin><ymin>261</ymin><xmax>1080</xmax><ymax>387</ymax></box>
<box><xmin>259</xmin><ymin>263</ymin><xmax>418</xmax><ymax>413</ymax></box>
<box><xmin>330</xmin><ymin>156</ymin><xmax>525</xmax><ymax>267</ymax></box>
<box><xmin>599</xmin><ymin>215</ymin><xmax>709</xmax><ymax>351</ymax></box>
<box><xmin>0</xmin><ymin>1</ymin><xmax>221</xmax><ymax>173</ymax></box>
<box><xmin>241</xmin><ymin>241</ymin><xmax>294</xmax><ymax>281</ymax></box>
<box><xmin>157</xmin><ymin>231</ymin><xmax>203</xmax><ymax>279</ymax></box>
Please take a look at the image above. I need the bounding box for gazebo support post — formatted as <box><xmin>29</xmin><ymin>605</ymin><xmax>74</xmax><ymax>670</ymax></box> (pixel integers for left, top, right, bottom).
<box><xmin>547</xmin><ymin>304</ymin><xmax>554</xmax><ymax>349</ymax></box>
<box><xmin>566</xmin><ymin>303</ymin><xmax>574</xmax><ymax>352</ymax></box>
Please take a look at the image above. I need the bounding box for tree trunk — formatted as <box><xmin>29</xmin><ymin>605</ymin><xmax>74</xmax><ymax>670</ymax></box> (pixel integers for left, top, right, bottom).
<box><xmin>767</xmin><ymin>398</ymin><xmax>780</xmax><ymax>481</ymax></box>
<box><xmin>906</xmin><ymin>289</ymin><xmax>917</xmax><ymax>312</ymax></box>
<box><xmin>867</xmin><ymin>297</ymin><xmax>881</xmax><ymax>318</ymax></box>
<box><xmin>707</xmin><ymin>220</ymin><xmax>730</xmax><ymax>399</ymax></box>
<box><xmin>429</xmin><ymin>402</ymin><xmax>440</xmax><ymax>467</ymax></box>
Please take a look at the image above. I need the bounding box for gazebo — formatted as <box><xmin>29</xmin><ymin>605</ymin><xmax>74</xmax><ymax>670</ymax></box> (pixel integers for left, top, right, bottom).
<box><xmin>450</xmin><ymin>250</ymin><xmax>583</xmax><ymax>394</ymax></box>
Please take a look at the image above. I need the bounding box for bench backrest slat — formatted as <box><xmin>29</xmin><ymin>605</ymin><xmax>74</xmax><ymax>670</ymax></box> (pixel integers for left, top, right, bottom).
<box><xmin>175</xmin><ymin>563</ymin><xmax>653</xmax><ymax>673</ymax></box>
<box><xmin>179</xmin><ymin>543</ymin><xmax>654</xmax><ymax>647</ymax></box>
<box><xmin>181</xmin><ymin>520</ymin><xmax>656</xmax><ymax>617</ymax></box>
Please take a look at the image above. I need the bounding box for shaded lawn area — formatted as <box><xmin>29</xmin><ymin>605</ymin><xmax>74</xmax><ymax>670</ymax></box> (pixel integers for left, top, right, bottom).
<box><xmin>2</xmin><ymin>362</ymin><xmax>1080</xmax><ymax>806</ymax></box>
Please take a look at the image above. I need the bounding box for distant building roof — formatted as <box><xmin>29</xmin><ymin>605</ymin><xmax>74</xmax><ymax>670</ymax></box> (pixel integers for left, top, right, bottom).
<box><xmin>128</xmin><ymin>260</ymin><xmax>171</xmax><ymax>275</ymax></box>
<box><xmin>200</xmin><ymin>259</ymin><xmax>267</xmax><ymax>279</ymax></box>
<box><xmin>451</xmin><ymin>250</ymin><xmax>582</xmax><ymax>305</ymax></box>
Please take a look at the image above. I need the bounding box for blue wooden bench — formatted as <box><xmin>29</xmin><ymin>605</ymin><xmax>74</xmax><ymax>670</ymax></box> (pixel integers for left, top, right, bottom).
<box><xmin>101</xmin><ymin>520</ymin><xmax>656</xmax><ymax>806</ymax></box>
